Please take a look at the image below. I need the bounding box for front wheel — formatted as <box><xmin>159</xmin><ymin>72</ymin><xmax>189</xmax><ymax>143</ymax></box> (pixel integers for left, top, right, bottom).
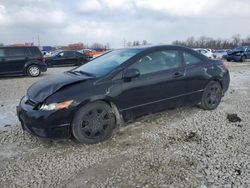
<box><xmin>72</xmin><ymin>101</ymin><xmax>116</xmax><ymax>144</ymax></box>
<box><xmin>200</xmin><ymin>81</ymin><xmax>222</xmax><ymax>110</ymax></box>
<box><xmin>27</xmin><ymin>65</ymin><xmax>41</xmax><ymax>77</ymax></box>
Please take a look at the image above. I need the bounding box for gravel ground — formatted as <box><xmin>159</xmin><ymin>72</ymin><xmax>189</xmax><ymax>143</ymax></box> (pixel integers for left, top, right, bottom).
<box><xmin>0</xmin><ymin>63</ymin><xmax>250</xmax><ymax>187</ymax></box>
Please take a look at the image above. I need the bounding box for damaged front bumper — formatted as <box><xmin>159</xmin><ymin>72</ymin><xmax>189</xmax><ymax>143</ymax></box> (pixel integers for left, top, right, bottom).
<box><xmin>16</xmin><ymin>96</ymin><xmax>73</xmax><ymax>139</ymax></box>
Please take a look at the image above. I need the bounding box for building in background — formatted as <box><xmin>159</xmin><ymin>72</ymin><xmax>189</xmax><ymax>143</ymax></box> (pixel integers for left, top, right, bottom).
<box><xmin>68</xmin><ymin>43</ymin><xmax>84</xmax><ymax>50</ymax></box>
<box><xmin>8</xmin><ymin>43</ymin><xmax>34</xmax><ymax>46</ymax></box>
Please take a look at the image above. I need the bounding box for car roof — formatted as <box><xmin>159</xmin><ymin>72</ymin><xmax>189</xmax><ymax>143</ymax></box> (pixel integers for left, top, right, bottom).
<box><xmin>118</xmin><ymin>45</ymin><xmax>193</xmax><ymax>51</ymax></box>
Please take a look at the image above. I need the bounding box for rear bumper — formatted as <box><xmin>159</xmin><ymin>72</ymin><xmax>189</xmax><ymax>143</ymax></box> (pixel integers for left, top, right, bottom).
<box><xmin>222</xmin><ymin>71</ymin><xmax>230</xmax><ymax>95</ymax></box>
<box><xmin>16</xmin><ymin>96</ymin><xmax>72</xmax><ymax>139</ymax></box>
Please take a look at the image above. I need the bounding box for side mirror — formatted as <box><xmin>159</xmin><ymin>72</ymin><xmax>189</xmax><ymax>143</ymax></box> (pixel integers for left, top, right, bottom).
<box><xmin>123</xmin><ymin>68</ymin><xmax>140</xmax><ymax>80</ymax></box>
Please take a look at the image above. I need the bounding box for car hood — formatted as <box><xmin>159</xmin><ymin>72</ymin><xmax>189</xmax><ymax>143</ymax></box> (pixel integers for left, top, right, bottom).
<box><xmin>27</xmin><ymin>72</ymin><xmax>93</xmax><ymax>102</ymax></box>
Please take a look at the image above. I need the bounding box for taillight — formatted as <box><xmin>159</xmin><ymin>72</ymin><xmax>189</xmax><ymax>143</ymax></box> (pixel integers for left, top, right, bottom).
<box><xmin>40</xmin><ymin>55</ymin><xmax>45</xmax><ymax>63</ymax></box>
<box><xmin>223</xmin><ymin>62</ymin><xmax>229</xmax><ymax>70</ymax></box>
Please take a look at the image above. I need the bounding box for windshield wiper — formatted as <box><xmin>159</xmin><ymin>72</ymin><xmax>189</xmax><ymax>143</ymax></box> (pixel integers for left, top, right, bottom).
<box><xmin>69</xmin><ymin>70</ymin><xmax>96</xmax><ymax>77</ymax></box>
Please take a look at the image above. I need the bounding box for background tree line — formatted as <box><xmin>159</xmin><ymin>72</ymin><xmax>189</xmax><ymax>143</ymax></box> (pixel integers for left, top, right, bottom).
<box><xmin>126</xmin><ymin>40</ymin><xmax>149</xmax><ymax>47</ymax></box>
<box><xmin>172</xmin><ymin>34</ymin><xmax>250</xmax><ymax>49</ymax></box>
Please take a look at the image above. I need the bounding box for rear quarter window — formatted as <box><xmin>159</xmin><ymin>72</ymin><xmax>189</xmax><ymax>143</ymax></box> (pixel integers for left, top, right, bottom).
<box><xmin>75</xmin><ymin>52</ymin><xmax>85</xmax><ymax>58</ymax></box>
<box><xmin>183</xmin><ymin>51</ymin><xmax>202</xmax><ymax>65</ymax></box>
<box><xmin>28</xmin><ymin>47</ymin><xmax>42</xmax><ymax>57</ymax></box>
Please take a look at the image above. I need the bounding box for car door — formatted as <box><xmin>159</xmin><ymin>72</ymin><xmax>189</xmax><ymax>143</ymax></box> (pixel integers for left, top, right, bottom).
<box><xmin>0</xmin><ymin>48</ymin><xmax>7</xmax><ymax>74</ymax></box>
<box><xmin>53</xmin><ymin>51</ymin><xmax>68</xmax><ymax>66</ymax></box>
<box><xmin>75</xmin><ymin>52</ymin><xmax>87</xmax><ymax>65</ymax></box>
<box><xmin>182</xmin><ymin>50</ymin><xmax>208</xmax><ymax>105</ymax></box>
<box><xmin>114</xmin><ymin>49</ymin><xmax>187</xmax><ymax>119</ymax></box>
<box><xmin>3</xmin><ymin>47</ymin><xmax>28</xmax><ymax>73</ymax></box>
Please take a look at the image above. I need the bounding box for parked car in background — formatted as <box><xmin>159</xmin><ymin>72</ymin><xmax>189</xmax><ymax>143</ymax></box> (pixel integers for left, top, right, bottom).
<box><xmin>0</xmin><ymin>46</ymin><xmax>47</xmax><ymax>77</ymax></box>
<box><xmin>79</xmin><ymin>49</ymin><xmax>95</xmax><ymax>58</ymax></box>
<box><xmin>17</xmin><ymin>45</ymin><xmax>230</xmax><ymax>144</ymax></box>
<box><xmin>79</xmin><ymin>49</ymin><xmax>107</xmax><ymax>59</ymax></box>
<box><xmin>223</xmin><ymin>46</ymin><xmax>250</xmax><ymax>62</ymax></box>
<box><xmin>194</xmin><ymin>48</ymin><xmax>215</xmax><ymax>59</ymax></box>
<box><xmin>213</xmin><ymin>49</ymin><xmax>228</xmax><ymax>59</ymax></box>
<box><xmin>45</xmin><ymin>50</ymin><xmax>89</xmax><ymax>67</ymax></box>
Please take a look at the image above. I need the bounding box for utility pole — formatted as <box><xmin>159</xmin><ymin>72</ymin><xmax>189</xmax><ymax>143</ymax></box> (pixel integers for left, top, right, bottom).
<box><xmin>37</xmin><ymin>35</ymin><xmax>40</xmax><ymax>48</ymax></box>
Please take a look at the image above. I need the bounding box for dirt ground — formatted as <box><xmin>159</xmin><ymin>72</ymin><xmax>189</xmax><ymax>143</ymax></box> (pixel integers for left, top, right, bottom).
<box><xmin>0</xmin><ymin>63</ymin><xmax>250</xmax><ymax>187</ymax></box>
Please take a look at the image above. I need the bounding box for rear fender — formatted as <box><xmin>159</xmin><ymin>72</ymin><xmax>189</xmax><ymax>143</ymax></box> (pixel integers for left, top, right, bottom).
<box><xmin>24</xmin><ymin>60</ymin><xmax>43</xmax><ymax>70</ymax></box>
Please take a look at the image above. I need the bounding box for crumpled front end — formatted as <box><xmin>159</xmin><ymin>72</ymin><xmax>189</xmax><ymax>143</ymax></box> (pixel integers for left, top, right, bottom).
<box><xmin>17</xmin><ymin>96</ymin><xmax>74</xmax><ymax>139</ymax></box>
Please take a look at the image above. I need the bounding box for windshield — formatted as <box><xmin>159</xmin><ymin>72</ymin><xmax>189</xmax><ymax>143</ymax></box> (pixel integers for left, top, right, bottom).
<box><xmin>50</xmin><ymin>51</ymin><xmax>61</xmax><ymax>56</ymax></box>
<box><xmin>73</xmin><ymin>49</ymin><xmax>142</xmax><ymax>76</ymax></box>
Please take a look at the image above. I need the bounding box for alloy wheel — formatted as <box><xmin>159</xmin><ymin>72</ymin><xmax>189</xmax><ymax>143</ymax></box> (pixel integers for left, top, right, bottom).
<box><xmin>80</xmin><ymin>108</ymin><xmax>113</xmax><ymax>139</ymax></box>
<box><xmin>28</xmin><ymin>66</ymin><xmax>40</xmax><ymax>77</ymax></box>
<box><xmin>204</xmin><ymin>84</ymin><xmax>221</xmax><ymax>109</ymax></box>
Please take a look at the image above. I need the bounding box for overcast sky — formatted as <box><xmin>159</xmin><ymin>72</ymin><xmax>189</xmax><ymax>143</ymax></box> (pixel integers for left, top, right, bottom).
<box><xmin>0</xmin><ymin>0</ymin><xmax>250</xmax><ymax>48</ymax></box>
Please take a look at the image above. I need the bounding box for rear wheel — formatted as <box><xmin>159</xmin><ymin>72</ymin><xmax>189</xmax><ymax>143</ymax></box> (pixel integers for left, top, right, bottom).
<box><xmin>72</xmin><ymin>101</ymin><xmax>116</xmax><ymax>144</ymax></box>
<box><xmin>200</xmin><ymin>81</ymin><xmax>222</xmax><ymax>110</ymax></box>
<box><xmin>27</xmin><ymin>65</ymin><xmax>41</xmax><ymax>77</ymax></box>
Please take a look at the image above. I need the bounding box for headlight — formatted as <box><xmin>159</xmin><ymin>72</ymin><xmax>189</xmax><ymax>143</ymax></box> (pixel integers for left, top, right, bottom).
<box><xmin>40</xmin><ymin>100</ymin><xmax>74</xmax><ymax>111</ymax></box>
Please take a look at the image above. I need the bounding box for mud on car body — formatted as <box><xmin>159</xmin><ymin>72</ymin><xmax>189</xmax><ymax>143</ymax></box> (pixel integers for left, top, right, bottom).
<box><xmin>17</xmin><ymin>45</ymin><xmax>230</xmax><ymax>144</ymax></box>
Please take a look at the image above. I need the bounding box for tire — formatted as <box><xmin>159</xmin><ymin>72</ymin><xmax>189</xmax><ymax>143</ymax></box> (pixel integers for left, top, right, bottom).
<box><xmin>27</xmin><ymin>65</ymin><xmax>41</xmax><ymax>77</ymax></box>
<box><xmin>200</xmin><ymin>81</ymin><xmax>222</xmax><ymax>110</ymax></box>
<box><xmin>240</xmin><ymin>56</ymin><xmax>246</xmax><ymax>63</ymax></box>
<box><xmin>72</xmin><ymin>101</ymin><xmax>116</xmax><ymax>144</ymax></box>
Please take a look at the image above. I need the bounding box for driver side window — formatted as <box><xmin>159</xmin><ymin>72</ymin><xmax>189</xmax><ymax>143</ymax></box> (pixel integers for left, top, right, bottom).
<box><xmin>129</xmin><ymin>50</ymin><xmax>181</xmax><ymax>75</ymax></box>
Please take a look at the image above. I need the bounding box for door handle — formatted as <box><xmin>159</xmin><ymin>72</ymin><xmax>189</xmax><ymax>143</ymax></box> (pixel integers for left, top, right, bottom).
<box><xmin>173</xmin><ymin>72</ymin><xmax>184</xmax><ymax>78</ymax></box>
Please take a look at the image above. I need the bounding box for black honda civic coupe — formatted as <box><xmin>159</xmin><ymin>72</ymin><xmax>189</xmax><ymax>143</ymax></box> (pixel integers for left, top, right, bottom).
<box><xmin>17</xmin><ymin>45</ymin><xmax>230</xmax><ymax>144</ymax></box>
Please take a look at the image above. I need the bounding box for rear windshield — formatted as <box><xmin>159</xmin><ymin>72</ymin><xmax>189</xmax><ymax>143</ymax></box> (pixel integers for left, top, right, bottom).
<box><xmin>28</xmin><ymin>47</ymin><xmax>42</xmax><ymax>57</ymax></box>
